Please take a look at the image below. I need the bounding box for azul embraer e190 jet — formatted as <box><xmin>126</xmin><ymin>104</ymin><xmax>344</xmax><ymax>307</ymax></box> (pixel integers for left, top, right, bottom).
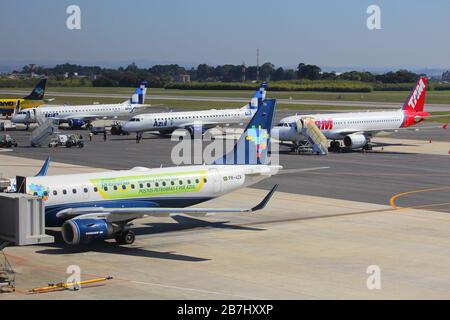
<box><xmin>12</xmin><ymin>81</ymin><xmax>149</xmax><ymax>129</ymax></box>
<box><xmin>122</xmin><ymin>83</ymin><xmax>268</xmax><ymax>136</ymax></box>
<box><xmin>17</xmin><ymin>98</ymin><xmax>285</xmax><ymax>246</ymax></box>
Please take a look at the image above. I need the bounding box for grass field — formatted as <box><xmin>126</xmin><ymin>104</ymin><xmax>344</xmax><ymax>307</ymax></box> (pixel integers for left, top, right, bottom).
<box><xmin>3</xmin><ymin>86</ymin><xmax>450</xmax><ymax>104</ymax></box>
<box><xmin>428</xmin><ymin>112</ymin><xmax>450</xmax><ymax>123</ymax></box>
<box><xmin>2</xmin><ymin>84</ymin><xmax>449</xmax><ymax>122</ymax></box>
<box><xmin>0</xmin><ymin>94</ymin><xmax>363</xmax><ymax>111</ymax></box>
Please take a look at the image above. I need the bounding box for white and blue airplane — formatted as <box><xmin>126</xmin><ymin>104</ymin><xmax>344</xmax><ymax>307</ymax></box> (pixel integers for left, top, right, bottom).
<box><xmin>15</xmin><ymin>98</ymin><xmax>285</xmax><ymax>246</ymax></box>
<box><xmin>11</xmin><ymin>81</ymin><xmax>149</xmax><ymax>129</ymax></box>
<box><xmin>121</xmin><ymin>83</ymin><xmax>268</xmax><ymax>136</ymax></box>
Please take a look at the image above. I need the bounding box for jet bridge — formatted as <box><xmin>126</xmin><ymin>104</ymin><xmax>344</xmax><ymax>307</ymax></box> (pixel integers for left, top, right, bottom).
<box><xmin>0</xmin><ymin>190</ymin><xmax>54</xmax><ymax>246</ymax></box>
<box><xmin>296</xmin><ymin>118</ymin><xmax>328</xmax><ymax>155</ymax></box>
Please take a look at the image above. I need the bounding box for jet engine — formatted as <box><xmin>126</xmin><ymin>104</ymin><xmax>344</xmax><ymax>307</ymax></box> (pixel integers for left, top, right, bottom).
<box><xmin>343</xmin><ymin>134</ymin><xmax>367</xmax><ymax>149</ymax></box>
<box><xmin>62</xmin><ymin>218</ymin><xmax>114</xmax><ymax>245</ymax></box>
<box><xmin>68</xmin><ymin>119</ymin><xmax>86</xmax><ymax>129</ymax></box>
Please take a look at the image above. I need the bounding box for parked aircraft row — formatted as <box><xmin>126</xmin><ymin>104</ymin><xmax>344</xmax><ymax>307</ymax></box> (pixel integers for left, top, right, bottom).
<box><xmin>4</xmin><ymin>77</ymin><xmax>444</xmax><ymax>153</ymax></box>
<box><xmin>1</xmin><ymin>76</ymin><xmax>444</xmax><ymax>247</ymax></box>
<box><xmin>117</xmin><ymin>77</ymin><xmax>443</xmax><ymax>152</ymax></box>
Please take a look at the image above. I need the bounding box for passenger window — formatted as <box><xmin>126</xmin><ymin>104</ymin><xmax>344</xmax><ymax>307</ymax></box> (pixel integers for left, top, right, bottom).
<box><xmin>113</xmin><ymin>186</ymin><xmax>118</xmax><ymax>191</ymax></box>
<box><xmin>147</xmin><ymin>183</ymin><xmax>151</xmax><ymax>188</ymax></box>
<box><xmin>131</xmin><ymin>184</ymin><xmax>135</xmax><ymax>189</ymax></box>
<box><xmin>203</xmin><ymin>178</ymin><xmax>207</xmax><ymax>183</ymax></box>
<box><xmin>122</xmin><ymin>185</ymin><xmax>126</xmax><ymax>190</ymax></box>
<box><xmin>53</xmin><ymin>190</ymin><xmax>57</xmax><ymax>196</ymax></box>
<box><xmin>84</xmin><ymin>188</ymin><xmax>88</xmax><ymax>193</ymax></box>
<box><xmin>94</xmin><ymin>187</ymin><xmax>98</xmax><ymax>192</ymax></box>
<box><xmin>104</xmin><ymin>187</ymin><xmax>108</xmax><ymax>192</ymax></box>
<box><xmin>195</xmin><ymin>179</ymin><xmax>200</xmax><ymax>184</ymax></box>
<box><xmin>72</xmin><ymin>189</ymin><xmax>77</xmax><ymax>194</ymax></box>
<box><xmin>63</xmin><ymin>190</ymin><xmax>67</xmax><ymax>195</ymax></box>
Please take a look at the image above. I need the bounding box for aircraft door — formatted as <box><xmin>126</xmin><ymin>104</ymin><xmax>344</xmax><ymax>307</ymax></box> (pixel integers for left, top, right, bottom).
<box><xmin>208</xmin><ymin>168</ymin><xmax>222</xmax><ymax>194</ymax></box>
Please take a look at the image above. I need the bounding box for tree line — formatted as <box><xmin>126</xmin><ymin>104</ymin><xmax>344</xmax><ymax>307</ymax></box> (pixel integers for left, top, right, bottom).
<box><xmin>12</xmin><ymin>62</ymin><xmax>427</xmax><ymax>88</ymax></box>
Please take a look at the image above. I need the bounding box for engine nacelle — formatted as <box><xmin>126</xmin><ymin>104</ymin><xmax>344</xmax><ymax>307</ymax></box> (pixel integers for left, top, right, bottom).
<box><xmin>68</xmin><ymin>119</ymin><xmax>86</xmax><ymax>129</ymax></box>
<box><xmin>343</xmin><ymin>134</ymin><xmax>367</xmax><ymax>149</ymax></box>
<box><xmin>62</xmin><ymin>219</ymin><xmax>114</xmax><ymax>245</ymax></box>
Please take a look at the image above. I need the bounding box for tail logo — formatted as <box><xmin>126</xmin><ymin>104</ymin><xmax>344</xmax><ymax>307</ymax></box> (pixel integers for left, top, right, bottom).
<box><xmin>407</xmin><ymin>78</ymin><xmax>426</xmax><ymax>110</ymax></box>
<box><xmin>28</xmin><ymin>183</ymin><xmax>50</xmax><ymax>201</ymax></box>
<box><xmin>246</xmin><ymin>125</ymin><xmax>270</xmax><ymax>158</ymax></box>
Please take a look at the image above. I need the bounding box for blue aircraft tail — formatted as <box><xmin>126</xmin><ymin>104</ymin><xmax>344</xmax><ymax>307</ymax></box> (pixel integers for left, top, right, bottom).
<box><xmin>129</xmin><ymin>81</ymin><xmax>148</xmax><ymax>105</ymax></box>
<box><xmin>24</xmin><ymin>78</ymin><xmax>47</xmax><ymax>100</ymax></box>
<box><xmin>215</xmin><ymin>98</ymin><xmax>277</xmax><ymax>165</ymax></box>
<box><xmin>241</xmin><ymin>82</ymin><xmax>268</xmax><ymax>111</ymax></box>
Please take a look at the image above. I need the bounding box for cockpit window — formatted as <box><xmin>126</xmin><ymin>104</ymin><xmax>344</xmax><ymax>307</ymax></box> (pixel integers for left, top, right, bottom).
<box><xmin>130</xmin><ymin>118</ymin><xmax>140</xmax><ymax>122</ymax></box>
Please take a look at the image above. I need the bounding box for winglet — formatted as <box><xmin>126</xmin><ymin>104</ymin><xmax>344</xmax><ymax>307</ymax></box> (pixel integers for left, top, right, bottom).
<box><xmin>250</xmin><ymin>184</ymin><xmax>278</xmax><ymax>212</ymax></box>
<box><xmin>36</xmin><ymin>156</ymin><xmax>51</xmax><ymax>177</ymax></box>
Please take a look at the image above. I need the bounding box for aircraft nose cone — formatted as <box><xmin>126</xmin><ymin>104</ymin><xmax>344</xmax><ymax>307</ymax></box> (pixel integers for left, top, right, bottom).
<box><xmin>122</xmin><ymin>122</ymin><xmax>131</xmax><ymax>132</ymax></box>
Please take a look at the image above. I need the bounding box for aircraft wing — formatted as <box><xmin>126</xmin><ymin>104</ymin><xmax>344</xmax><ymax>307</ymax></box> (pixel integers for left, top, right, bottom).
<box><xmin>55</xmin><ymin>185</ymin><xmax>278</xmax><ymax>222</ymax></box>
<box><xmin>132</xmin><ymin>104</ymin><xmax>164</xmax><ymax>109</ymax></box>
<box><xmin>61</xmin><ymin>115</ymin><xmax>103</xmax><ymax>121</ymax></box>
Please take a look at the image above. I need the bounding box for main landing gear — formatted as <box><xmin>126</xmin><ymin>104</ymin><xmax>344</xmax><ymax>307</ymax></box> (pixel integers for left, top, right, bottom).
<box><xmin>328</xmin><ymin>140</ymin><xmax>341</xmax><ymax>153</ymax></box>
<box><xmin>114</xmin><ymin>229</ymin><xmax>136</xmax><ymax>245</ymax></box>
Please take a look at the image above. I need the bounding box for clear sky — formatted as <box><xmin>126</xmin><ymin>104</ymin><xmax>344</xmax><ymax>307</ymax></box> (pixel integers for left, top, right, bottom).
<box><xmin>0</xmin><ymin>0</ymin><xmax>449</xmax><ymax>69</ymax></box>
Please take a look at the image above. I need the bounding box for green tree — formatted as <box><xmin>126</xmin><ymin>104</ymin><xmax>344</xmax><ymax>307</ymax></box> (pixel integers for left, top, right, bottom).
<box><xmin>297</xmin><ymin>63</ymin><xmax>321</xmax><ymax>80</ymax></box>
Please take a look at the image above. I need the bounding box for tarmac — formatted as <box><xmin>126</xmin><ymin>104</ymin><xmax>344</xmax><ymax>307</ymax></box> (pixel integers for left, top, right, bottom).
<box><xmin>3</xmin><ymin>115</ymin><xmax>450</xmax><ymax>212</ymax></box>
<box><xmin>0</xmin><ymin>122</ymin><xmax>449</xmax><ymax>299</ymax></box>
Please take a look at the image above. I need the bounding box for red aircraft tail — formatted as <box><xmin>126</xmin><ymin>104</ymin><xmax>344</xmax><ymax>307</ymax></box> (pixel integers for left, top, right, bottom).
<box><xmin>402</xmin><ymin>77</ymin><xmax>428</xmax><ymax>112</ymax></box>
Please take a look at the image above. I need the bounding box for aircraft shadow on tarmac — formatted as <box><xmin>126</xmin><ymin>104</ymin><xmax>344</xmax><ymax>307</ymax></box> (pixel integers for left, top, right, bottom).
<box><xmin>110</xmin><ymin>135</ymin><xmax>165</xmax><ymax>142</ymax></box>
<box><xmin>278</xmin><ymin>141</ymin><xmax>420</xmax><ymax>156</ymax></box>
<box><xmin>35</xmin><ymin>216</ymin><xmax>264</xmax><ymax>262</ymax></box>
<box><xmin>134</xmin><ymin>215</ymin><xmax>265</xmax><ymax>235</ymax></box>
<box><xmin>35</xmin><ymin>237</ymin><xmax>209</xmax><ymax>262</ymax></box>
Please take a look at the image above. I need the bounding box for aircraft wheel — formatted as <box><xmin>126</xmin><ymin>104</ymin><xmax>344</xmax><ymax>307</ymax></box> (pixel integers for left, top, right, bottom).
<box><xmin>115</xmin><ymin>230</ymin><xmax>135</xmax><ymax>245</ymax></box>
